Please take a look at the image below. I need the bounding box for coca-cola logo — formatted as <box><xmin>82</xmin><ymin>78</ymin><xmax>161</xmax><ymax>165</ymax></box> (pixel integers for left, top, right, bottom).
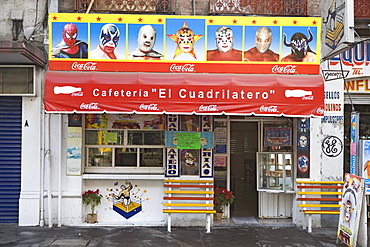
<box><xmin>72</xmin><ymin>62</ymin><xmax>97</xmax><ymax>71</ymax></box>
<box><xmin>71</xmin><ymin>92</ymin><xmax>84</xmax><ymax>97</ymax></box>
<box><xmin>139</xmin><ymin>103</ymin><xmax>159</xmax><ymax>111</ymax></box>
<box><xmin>317</xmin><ymin>107</ymin><xmax>324</xmax><ymax>115</ymax></box>
<box><xmin>199</xmin><ymin>105</ymin><xmax>218</xmax><ymax>111</ymax></box>
<box><xmin>80</xmin><ymin>103</ymin><xmax>99</xmax><ymax>110</ymax></box>
<box><xmin>169</xmin><ymin>64</ymin><xmax>195</xmax><ymax>73</ymax></box>
<box><xmin>272</xmin><ymin>65</ymin><xmax>297</xmax><ymax>74</ymax></box>
<box><xmin>260</xmin><ymin>105</ymin><xmax>279</xmax><ymax>113</ymax></box>
<box><xmin>302</xmin><ymin>95</ymin><xmax>314</xmax><ymax>100</ymax></box>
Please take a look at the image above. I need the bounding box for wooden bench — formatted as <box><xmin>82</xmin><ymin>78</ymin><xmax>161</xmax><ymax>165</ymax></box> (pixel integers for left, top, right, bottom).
<box><xmin>163</xmin><ymin>179</ymin><xmax>216</xmax><ymax>233</ymax></box>
<box><xmin>296</xmin><ymin>180</ymin><xmax>344</xmax><ymax>233</ymax></box>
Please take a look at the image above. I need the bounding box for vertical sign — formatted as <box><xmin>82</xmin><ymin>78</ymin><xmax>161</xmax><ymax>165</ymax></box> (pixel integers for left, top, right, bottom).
<box><xmin>297</xmin><ymin>118</ymin><xmax>310</xmax><ymax>178</ymax></box>
<box><xmin>350</xmin><ymin>112</ymin><xmax>359</xmax><ymax>175</ymax></box>
<box><xmin>166</xmin><ymin>114</ymin><xmax>180</xmax><ymax>177</ymax></box>
<box><xmin>200</xmin><ymin>115</ymin><xmax>213</xmax><ymax>178</ymax></box>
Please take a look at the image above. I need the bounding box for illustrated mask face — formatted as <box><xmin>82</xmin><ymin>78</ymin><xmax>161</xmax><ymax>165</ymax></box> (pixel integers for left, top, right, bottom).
<box><xmin>100</xmin><ymin>24</ymin><xmax>120</xmax><ymax>52</ymax></box>
<box><xmin>299</xmin><ymin>135</ymin><xmax>308</xmax><ymax>148</ymax></box>
<box><xmin>167</xmin><ymin>21</ymin><xmax>203</xmax><ymax>59</ymax></box>
<box><xmin>255</xmin><ymin>27</ymin><xmax>272</xmax><ymax>53</ymax></box>
<box><xmin>177</xmin><ymin>27</ymin><xmax>195</xmax><ymax>54</ymax></box>
<box><xmin>185</xmin><ymin>152</ymin><xmax>196</xmax><ymax>166</ymax></box>
<box><xmin>284</xmin><ymin>28</ymin><xmax>314</xmax><ymax>58</ymax></box>
<box><xmin>138</xmin><ymin>25</ymin><xmax>156</xmax><ymax>53</ymax></box>
<box><xmin>215</xmin><ymin>26</ymin><xmax>234</xmax><ymax>53</ymax></box>
<box><xmin>62</xmin><ymin>23</ymin><xmax>78</xmax><ymax>47</ymax></box>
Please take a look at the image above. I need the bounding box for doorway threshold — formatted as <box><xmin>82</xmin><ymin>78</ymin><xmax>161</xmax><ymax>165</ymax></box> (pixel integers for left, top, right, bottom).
<box><xmin>214</xmin><ymin>217</ymin><xmax>295</xmax><ymax>227</ymax></box>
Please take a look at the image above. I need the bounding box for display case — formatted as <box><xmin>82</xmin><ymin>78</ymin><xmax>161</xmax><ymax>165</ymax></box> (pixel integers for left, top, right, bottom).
<box><xmin>256</xmin><ymin>152</ymin><xmax>293</xmax><ymax>192</ymax></box>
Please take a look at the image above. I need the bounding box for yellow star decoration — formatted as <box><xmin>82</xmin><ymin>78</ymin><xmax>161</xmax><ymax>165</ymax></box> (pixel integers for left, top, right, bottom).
<box><xmin>167</xmin><ymin>21</ymin><xmax>203</xmax><ymax>59</ymax></box>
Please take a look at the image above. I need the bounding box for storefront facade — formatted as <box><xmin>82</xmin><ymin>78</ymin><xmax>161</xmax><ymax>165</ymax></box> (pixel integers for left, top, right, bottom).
<box><xmin>18</xmin><ymin>12</ymin><xmax>346</xmax><ymax>228</ymax></box>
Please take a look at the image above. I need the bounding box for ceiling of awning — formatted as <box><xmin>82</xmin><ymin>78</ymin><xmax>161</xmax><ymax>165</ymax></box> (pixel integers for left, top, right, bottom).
<box><xmin>44</xmin><ymin>71</ymin><xmax>324</xmax><ymax>117</ymax></box>
<box><xmin>0</xmin><ymin>40</ymin><xmax>47</xmax><ymax>67</ymax></box>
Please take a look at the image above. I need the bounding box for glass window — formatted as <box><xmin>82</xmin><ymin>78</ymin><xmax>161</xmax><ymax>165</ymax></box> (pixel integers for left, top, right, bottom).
<box><xmin>84</xmin><ymin>114</ymin><xmax>166</xmax><ymax>171</ymax></box>
<box><xmin>88</xmin><ymin>148</ymin><xmax>112</xmax><ymax>167</ymax></box>
<box><xmin>115</xmin><ymin>148</ymin><xmax>137</xmax><ymax>167</ymax></box>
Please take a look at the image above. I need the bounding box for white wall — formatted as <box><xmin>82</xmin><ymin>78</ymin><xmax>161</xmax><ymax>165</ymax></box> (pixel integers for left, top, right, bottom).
<box><xmin>18</xmin><ymin>67</ymin><xmax>43</xmax><ymax>226</ymax></box>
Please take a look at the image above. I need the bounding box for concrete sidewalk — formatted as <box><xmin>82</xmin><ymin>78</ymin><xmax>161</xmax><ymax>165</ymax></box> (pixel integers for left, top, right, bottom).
<box><xmin>0</xmin><ymin>223</ymin><xmax>356</xmax><ymax>247</ymax></box>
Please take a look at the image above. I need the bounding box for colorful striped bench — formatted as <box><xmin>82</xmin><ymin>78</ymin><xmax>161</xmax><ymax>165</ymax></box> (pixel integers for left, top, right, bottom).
<box><xmin>296</xmin><ymin>180</ymin><xmax>344</xmax><ymax>233</ymax></box>
<box><xmin>163</xmin><ymin>179</ymin><xmax>216</xmax><ymax>233</ymax></box>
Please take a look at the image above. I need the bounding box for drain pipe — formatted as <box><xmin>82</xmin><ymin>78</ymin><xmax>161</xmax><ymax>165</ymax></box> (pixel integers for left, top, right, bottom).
<box><xmin>39</xmin><ymin>112</ymin><xmax>45</xmax><ymax>227</ymax></box>
<box><xmin>57</xmin><ymin>114</ymin><xmax>62</xmax><ymax>227</ymax></box>
<box><xmin>46</xmin><ymin>114</ymin><xmax>52</xmax><ymax>227</ymax></box>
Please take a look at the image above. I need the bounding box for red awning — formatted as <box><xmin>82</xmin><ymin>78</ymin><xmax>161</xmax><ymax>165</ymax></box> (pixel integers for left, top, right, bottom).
<box><xmin>44</xmin><ymin>71</ymin><xmax>324</xmax><ymax>117</ymax></box>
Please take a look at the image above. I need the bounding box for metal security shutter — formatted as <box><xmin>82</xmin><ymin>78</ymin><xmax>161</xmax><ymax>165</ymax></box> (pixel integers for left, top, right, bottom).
<box><xmin>0</xmin><ymin>97</ymin><xmax>21</xmax><ymax>223</ymax></box>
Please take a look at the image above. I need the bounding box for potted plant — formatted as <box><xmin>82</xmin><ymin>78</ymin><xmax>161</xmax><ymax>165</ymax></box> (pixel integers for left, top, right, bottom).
<box><xmin>82</xmin><ymin>189</ymin><xmax>103</xmax><ymax>223</ymax></box>
<box><xmin>214</xmin><ymin>187</ymin><xmax>235</xmax><ymax>220</ymax></box>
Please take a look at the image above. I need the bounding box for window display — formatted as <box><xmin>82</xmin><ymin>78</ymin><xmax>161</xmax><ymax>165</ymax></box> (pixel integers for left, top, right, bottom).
<box><xmin>85</xmin><ymin>114</ymin><xmax>165</xmax><ymax>171</ymax></box>
<box><xmin>257</xmin><ymin>152</ymin><xmax>293</xmax><ymax>192</ymax></box>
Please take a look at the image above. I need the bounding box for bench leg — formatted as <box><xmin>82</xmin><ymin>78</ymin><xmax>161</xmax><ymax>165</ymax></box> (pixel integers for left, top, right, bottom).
<box><xmin>303</xmin><ymin>214</ymin><xmax>306</xmax><ymax>230</ymax></box>
<box><xmin>206</xmin><ymin>214</ymin><xmax>211</xmax><ymax>233</ymax></box>
<box><xmin>167</xmin><ymin>213</ymin><xmax>171</xmax><ymax>232</ymax></box>
<box><xmin>307</xmin><ymin>214</ymin><xmax>312</xmax><ymax>233</ymax></box>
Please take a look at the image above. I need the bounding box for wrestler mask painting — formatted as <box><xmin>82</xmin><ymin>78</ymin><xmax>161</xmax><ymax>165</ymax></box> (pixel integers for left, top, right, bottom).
<box><xmin>284</xmin><ymin>28</ymin><xmax>314</xmax><ymax>58</ymax></box>
<box><xmin>255</xmin><ymin>27</ymin><xmax>272</xmax><ymax>53</ymax></box>
<box><xmin>100</xmin><ymin>24</ymin><xmax>120</xmax><ymax>51</ymax></box>
<box><xmin>62</xmin><ymin>23</ymin><xmax>78</xmax><ymax>47</ymax></box>
<box><xmin>215</xmin><ymin>26</ymin><xmax>234</xmax><ymax>53</ymax></box>
<box><xmin>137</xmin><ymin>25</ymin><xmax>156</xmax><ymax>53</ymax></box>
<box><xmin>168</xmin><ymin>21</ymin><xmax>203</xmax><ymax>59</ymax></box>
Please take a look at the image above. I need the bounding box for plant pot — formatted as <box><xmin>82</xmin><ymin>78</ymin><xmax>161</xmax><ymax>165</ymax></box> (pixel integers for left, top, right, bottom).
<box><xmin>214</xmin><ymin>212</ymin><xmax>223</xmax><ymax>221</ymax></box>
<box><xmin>87</xmin><ymin>213</ymin><xmax>98</xmax><ymax>223</ymax></box>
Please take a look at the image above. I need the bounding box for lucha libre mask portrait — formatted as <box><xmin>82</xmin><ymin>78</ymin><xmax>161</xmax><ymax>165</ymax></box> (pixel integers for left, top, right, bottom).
<box><xmin>62</xmin><ymin>23</ymin><xmax>78</xmax><ymax>47</ymax></box>
<box><xmin>184</xmin><ymin>150</ymin><xmax>197</xmax><ymax>166</ymax></box>
<box><xmin>215</xmin><ymin>26</ymin><xmax>234</xmax><ymax>53</ymax></box>
<box><xmin>299</xmin><ymin>135</ymin><xmax>308</xmax><ymax>148</ymax></box>
<box><xmin>255</xmin><ymin>27</ymin><xmax>272</xmax><ymax>53</ymax></box>
<box><xmin>137</xmin><ymin>25</ymin><xmax>156</xmax><ymax>53</ymax></box>
<box><xmin>176</xmin><ymin>27</ymin><xmax>195</xmax><ymax>54</ymax></box>
<box><xmin>100</xmin><ymin>24</ymin><xmax>120</xmax><ymax>51</ymax></box>
<box><xmin>284</xmin><ymin>28</ymin><xmax>314</xmax><ymax>58</ymax></box>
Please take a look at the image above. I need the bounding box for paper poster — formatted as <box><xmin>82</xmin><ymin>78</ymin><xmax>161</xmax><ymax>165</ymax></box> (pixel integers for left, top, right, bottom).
<box><xmin>166</xmin><ymin>131</ymin><xmax>214</xmax><ymax>149</ymax></box>
<box><xmin>337</xmin><ymin>173</ymin><xmax>365</xmax><ymax>247</ymax></box>
<box><xmin>177</xmin><ymin>132</ymin><xmax>201</xmax><ymax>149</ymax></box>
<box><xmin>66</xmin><ymin>127</ymin><xmax>82</xmax><ymax>176</ymax></box>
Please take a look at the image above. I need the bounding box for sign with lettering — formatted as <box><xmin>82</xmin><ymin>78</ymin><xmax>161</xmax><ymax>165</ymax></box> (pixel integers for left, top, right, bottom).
<box><xmin>166</xmin><ymin>131</ymin><xmax>214</xmax><ymax>149</ymax></box>
<box><xmin>49</xmin><ymin>13</ymin><xmax>321</xmax><ymax>74</ymax></box>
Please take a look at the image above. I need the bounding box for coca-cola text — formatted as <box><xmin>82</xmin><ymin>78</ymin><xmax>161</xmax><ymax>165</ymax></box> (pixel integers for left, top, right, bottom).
<box><xmin>80</xmin><ymin>103</ymin><xmax>99</xmax><ymax>110</ymax></box>
<box><xmin>72</xmin><ymin>62</ymin><xmax>97</xmax><ymax>71</ymax></box>
<box><xmin>169</xmin><ymin>64</ymin><xmax>195</xmax><ymax>73</ymax></box>
<box><xmin>199</xmin><ymin>105</ymin><xmax>218</xmax><ymax>111</ymax></box>
<box><xmin>139</xmin><ymin>104</ymin><xmax>159</xmax><ymax>111</ymax></box>
<box><xmin>260</xmin><ymin>105</ymin><xmax>278</xmax><ymax>113</ymax></box>
<box><xmin>272</xmin><ymin>65</ymin><xmax>297</xmax><ymax>74</ymax></box>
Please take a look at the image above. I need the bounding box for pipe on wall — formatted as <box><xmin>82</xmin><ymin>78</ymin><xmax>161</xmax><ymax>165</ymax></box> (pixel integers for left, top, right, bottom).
<box><xmin>57</xmin><ymin>114</ymin><xmax>62</xmax><ymax>227</ymax></box>
<box><xmin>46</xmin><ymin>114</ymin><xmax>52</xmax><ymax>227</ymax></box>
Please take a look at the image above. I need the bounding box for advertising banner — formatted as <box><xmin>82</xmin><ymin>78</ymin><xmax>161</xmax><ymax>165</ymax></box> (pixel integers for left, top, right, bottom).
<box><xmin>321</xmin><ymin>0</ymin><xmax>354</xmax><ymax>60</ymax></box>
<box><xmin>49</xmin><ymin>13</ymin><xmax>321</xmax><ymax>74</ymax></box>
<box><xmin>44</xmin><ymin>71</ymin><xmax>324</xmax><ymax>116</ymax></box>
<box><xmin>328</xmin><ymin>43</ymin><xmax>370</xmax><ymax>93</ymax></box>
<box><xmin>337</xmin><ymin>173</ymin><xmax>365</xmax><ymax>247</ymax></box>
